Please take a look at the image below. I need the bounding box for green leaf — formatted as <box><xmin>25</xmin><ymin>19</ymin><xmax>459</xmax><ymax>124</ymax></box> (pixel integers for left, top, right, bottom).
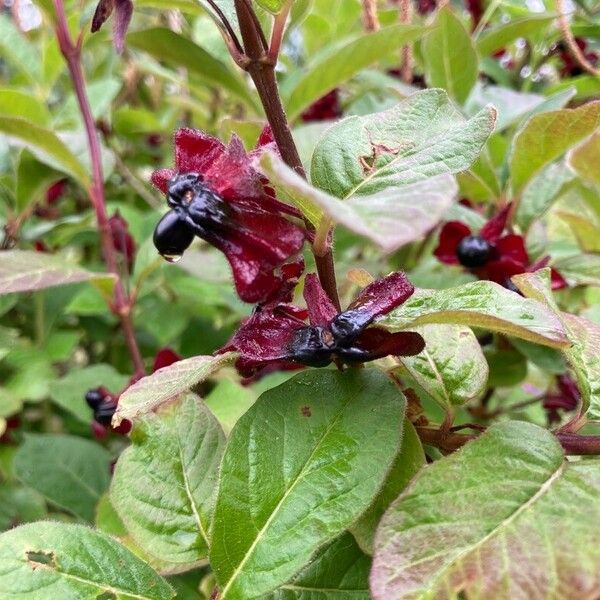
<box><xmin>0</xmin><ymin>522</ymin><xmax>174</xmax><ymax>599</ymax></box>
<box><xmin>283</xmin><ymin>25</ymin><xmax>426</xmax><ymax>121</ymax></box>
<box><xmin>311</xmin><ymin>89</ymin><xmax>496</xmax><ymax>199</ymax></box>
<box><xmin>0</xmin><ymin>16</ymin><xmax>41</xmax><ymax>82</ymax></box>
<box><xmin>204</xmin><ymin>379</ymin><xmax>257</xmax><ymax>434</ymax></box>
<box><xmin>111</xmin><ymin>395</ymin><xmax>225</xmax><ymax>571</ymax></box>
<box><xmin>372</xmin><ymin>422</ymin><xmax>600</xmax><ymax>600</ymax></box>
<box><xmin>0</xmin><ymin>250</ymin><xmax>113</xmax><ymax>295</ymax></box>
<box><xmin>14</xmin><ymin>434</ymin><xmax>111</xmax><ymax>521</ymax></box>
<box><xmin>400</xmin><ymin>325</ymin><xmax>488</xmax><ymax>410</ymax></box>
<box><xmin>485</xmin><ymin>348</ymin><xmax>527</xmax><ymax>387</ymax></box>
<box><xmin>127</xmin><ymin>28</ymin><xmax>257</xmax><ymax>109</ymax></box>
<box><xmin>514</xmin><ymin>270</ymin><xmax>600</xmax><ymax>419</ymax></box>
<box><xmin>555</xmin><ymin>253</ymin><xmax>600</xmax><ymax>286</ymax></box>
<box><xmin>475</xmin><ymin>14</ymin><xmax>555</xmax><ymax>56</ymax></box>
<box><xmin>351</xmin><ymin>419</ymin><xmax>425</xmax><ymax>555</ymax></box>
<box><xmin>558</xmin><ymin>213</ymin><xmax>600</xmax><ymax>253</ymax></box>
<box><xmin>0</xmin><ymin>484</ymin><xmax>46</xmax><ymax>531</ymax></box>
<box><xmin>509</xmin><ymin>100</ymin><xmax>600</xmax><ymax>196</ymax></box>
<box><xmin>264</xmin><ymin>533</ymin><xmax>372</xmax><ymax>599</ymax></box>
<box><xmin>49</xmin><ymin>364</ymin><xmax>129</xmax><ymax>423</ymax></box>
<box><xmin>255</xmin><ymin>0</ymin><xmax>286</xmax><ymax>13</ymax></box>
<box><xmin>15</xmin><ymin>151</ymin><xmax>57</xmax><ymax>213</ymax></box>
<box><xmin>379</xmin><ymin>280</ymin><xmax>569</xmax><ymax>349</ymax></box>
<box><xmin>569</xmin><ymin>130</ymin><xmax>600</xmax><ymax>187</ymax></box>
<box><xmin>422</xmin><ymin>7</ymin><xmax>478</xmax><ymax>105</ymax></box>
<box><xmin>515</xmin><ymin>162</ymin><xmax>574</xmax><ymax>230</ymax></box>
<box><xmin>0</xmin><ymin>89</ymin><xmax>51</xmax><ymax>126</ymax></box>
<box><xmin>0</xmin><ymin>117</ymin><xmax>89</xmax><ymax>186</ymax></box>
<box><xmin>210</xmin><ymin>369</ymin><xmax>406</xmax><ymax>599</ymax></box>
<box><xmin>113</xmin><ymin>353</ymin><xmax>237</xmax><ymax>425</ymax></box>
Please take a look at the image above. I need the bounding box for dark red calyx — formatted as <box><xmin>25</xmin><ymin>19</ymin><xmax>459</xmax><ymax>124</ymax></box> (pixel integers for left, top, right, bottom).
<box><xmin>456</xmin><ymin>235</ymin><xmax>493</xmax><ymax>268</ymax></box>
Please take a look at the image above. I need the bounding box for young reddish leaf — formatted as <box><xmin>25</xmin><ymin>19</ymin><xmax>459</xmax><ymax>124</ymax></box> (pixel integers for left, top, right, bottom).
<box><xmin>0</xmin><ymin>250</ymin><xmax>114</xmax><ymax>295</ymax></box>
<box><xmin>371</xmin><ymin>421</ymin><xmax>600</xmax><ymax>600</ymax></box>
<box><xmin>113</xmin><ymin>353</ymin><xmax>237</xmax><ymax>425</ymax></box>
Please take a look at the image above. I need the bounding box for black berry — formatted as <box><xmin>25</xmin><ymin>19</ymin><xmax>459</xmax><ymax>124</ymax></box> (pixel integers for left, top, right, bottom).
<box><xmin>153</xmin><ymin>210</ymin><xmax>194</xmax><ymax>259</ymax></box>
<box><xmin>85</xmin><ymin>389</ymin><xmax>105</xmax><ymax>409</ymax></box>
<box><xmin>456</xmin><ymin>235</ymin><xmax>492</xmax><ymax>268</ymax></box>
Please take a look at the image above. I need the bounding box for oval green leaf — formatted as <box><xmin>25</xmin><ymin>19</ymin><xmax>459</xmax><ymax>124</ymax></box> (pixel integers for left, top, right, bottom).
<box><xmin>210</xmin><ymin>369</ymin><xmax>406</xmax><ymax>599</ymax></box>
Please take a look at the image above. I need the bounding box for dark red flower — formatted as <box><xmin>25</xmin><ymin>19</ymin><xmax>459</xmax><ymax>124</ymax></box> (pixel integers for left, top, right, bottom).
<box><xmin>416</xmin><ymin>0</ymin><xmax>436</xmax><ymax>14</ymax></box>
<box><xmin>434</xmin><ymin>204</ymin><xmax>566</xmax><ymax>290</ymax></box>
<box><xmin>543</xmin><ymin>375</ymin><xmax>580</xmax><ymax>424</ymax></box>
<box><xmin>152</xmin><ymin>347</ymin><xmax>182</xmax><ymax>372</ymax></box>
<box><xmin>46</xmin><ymin>180</ymin><xmax>67</xmax><ymax>205</ymax></box>
<box><xmin>301</xmin><ymin>90</ymin><xmax>342</xmax><ymax>122</ymax></box>
<box><xmin>151</xmin><ymin>128</ymin><xmax>306</xmax><ymax>303</ymax></box>
<box><xmin>109</xmin><ymin>211</ymin><xmax>136</xmax><ymax>273</ymax></box>
<box><xmin>556</xmin><ymin>39</ymin><xmax>598</xmax><ymax>77</ymax></box>
<box><xmin>222</xmin><ymin>271</ymin><xmax>425</xmax><ymax>378</ymax></box>
<box><xmin>465</xmin><ymin>0</ymin><xmax>483</xmax><ymax>28</ymax></box>
<box><xmin>91</xmin><ymin>0</ymin><xmax>133</xmax><ymax>53</ymax></box>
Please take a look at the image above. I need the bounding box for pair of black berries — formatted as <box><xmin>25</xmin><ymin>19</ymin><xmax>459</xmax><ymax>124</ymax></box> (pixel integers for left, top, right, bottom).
<box><xmin>85</xmin><ymin>389</ymin><xmax>117</xmax><ymax>426</ymax></box>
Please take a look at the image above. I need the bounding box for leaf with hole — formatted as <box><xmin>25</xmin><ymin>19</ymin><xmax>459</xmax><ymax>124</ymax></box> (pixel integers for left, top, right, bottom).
<box><xmin>0</xmin><ymin>522</ymin><xmax>174</xmax><ymax>599</ymax></box>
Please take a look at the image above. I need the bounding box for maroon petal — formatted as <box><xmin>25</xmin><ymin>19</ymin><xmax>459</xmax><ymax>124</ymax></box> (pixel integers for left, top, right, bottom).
<box><xmin>355</xmin><ymin>328</ymin><xmax>425</xmax><ymax>359</ymax></box>
<box><xmin>205</xmin><ymin>136</ymin><xmax>264</xmax><ymax>202</ymax></box>
<box><xmin>255</xmin><ymin>125</ymin><xmax>275</xmax><ymax>149</ymax></box>
<box><xmin>151</xmin><ymin>168</ymin><xmax>176</xmax><ymax>194</ymax></box>
<box><xmin>495</xmin><ymin>234</ymin><xmax>529</xmax><ymax>265</ymax></box>
<box><xmin>152</xmin><ymin>348</ymin><xmax>182</xmax><ymax>372</ymax></box>
<box><xmin>557</xmin><ymin>375</ymin><xmax>580</xmax><ymax>405</ymax></box>
<box><xmin>348</xmin><ymin>271</ymin><xmax>415</xmax><ymax>318</ymax></box>
<box><xmin>480</xmin><ymin>204</ymin><xmax>511</xmax><ymax>242</ymax></box>
<box><xmin>433</xmin><ymin>221</ymin><xmax>471</xmax><ymax>265</ymax></box>
<box><xmin>221</xmin><ymin>304</ymin><xmax>306</xmax><ymax>373</ymax></box>
<box><xmin>303</xmin><ymin>273</ymin><xmax>338</xmax><ymax>327</ymax></box>
<box><xmin>478</xmin><ymin>257</ymin><xmax>527</xmax><ymax>286</ymax></box>
<box><xmin>112</xmin><ymin>0</ymin><xmax>133</xmax><ymax>53</ymax></box>
<box><xmin>301</xmin><ymin>90</ymin><xmax>342</xmax><ymax>122</ymax></box>
<box><xmin>175</xmin><ymin>129</ymin><xmax>226</xmax><ymax>177</ymax></box>
<box><xmin>550</xmin><ymin>269</ymin><xmax>568</xmax><ymax>290</ymax></box>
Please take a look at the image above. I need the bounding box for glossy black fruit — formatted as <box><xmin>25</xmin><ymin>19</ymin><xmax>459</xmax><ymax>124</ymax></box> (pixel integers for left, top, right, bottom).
<box><xmin>456</xmin><ymin>235</ymin><xmax>492</xmax><ymax>268</ymax></box>
<box><xmin>85</xmin><ymin>389</ymin><xmax>105</xmax><ymax>409</ymax></box>
<box><xmin>153</xmin><ymin>210</ymin><xmax>195</xmax><ymax>259</ymax></box>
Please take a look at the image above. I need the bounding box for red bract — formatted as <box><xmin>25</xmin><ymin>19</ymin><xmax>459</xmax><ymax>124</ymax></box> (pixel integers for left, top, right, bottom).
<box><xmin>46</xmin><ymin>179</ymin><xmax>67</xmax><ymax>205</ymax></box>
<box><xmin>109</xmin><ymin>211</ymin><xmax>136</xmax><ymax>273</ymax></box>
<box><xmin>152</xmin><ymin>347</ymin><xmax>182</xmax><ymax>372</ymax></box>
<box><xmin>151</xmin><ymin>128</ymin><xmax>306</xmax><ymax>304</ymax></box>
<box><xmin>222</xmin><ymin>271</ymin><xmax>425</xmax><ymax>378</ymax></box>
<box><xmin>301</xmin><ymin>90</ymin><xmax>342</xmax><ymax>122</ymax></box>
<box><xmin>434</xmin><ymin>204</ymin><xmax>566</xmax><ymax>290</ymax></box>
<box><xmin>557</xmin><ymin>39</ymin><xmax>598</xmax><ymax>77</ymax></box>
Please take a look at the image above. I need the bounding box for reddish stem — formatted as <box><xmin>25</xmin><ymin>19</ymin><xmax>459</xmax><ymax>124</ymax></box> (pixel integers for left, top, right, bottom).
<box><xmin>52</xmin><ymin>0</ymin><xmax>145</xmax><ymax>378</ymax></box>
<box><xmin>233</xmin><ymin>0</ymin><xmax>341</xmax><ymax>311</ymax></box>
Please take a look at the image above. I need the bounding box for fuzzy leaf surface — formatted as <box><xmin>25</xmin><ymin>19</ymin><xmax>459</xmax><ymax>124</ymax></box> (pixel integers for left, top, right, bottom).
<box><xmin>372</xmin><ymin>421</ymin><xmax>600</xmax><ymax>600</ymax></box>
<box><xmin>0</xmin><ymin>250</ymin><xmax>113</xmax><ymax>295</ymax></box>
<box><xmin>14</xmin><ymin>434</ymin><xmax>111</xmax><ymax>521</ymax></box>
<box><xmin>210</xmin><ymin>369</ymin><xmax>406</xmax><ymax>599</ymax></box>
<box><xmin>113</xmin><ymin>353</ymin><xmax>236</xmax><ymax>425</ymax></box>
<box><xmin>0</xmin><ymin>522</ymin><xmax>174</xmax><ymax>599</ymax></box>
<box><xmin>400</xmin><ymin>324</ymin><xmax>488</xmax><ymax>409</ymax></box>
<box><xmin>111</xmin><ymin>395</ymin><xmax>225</xmax><ymax>571</ymax></box>
<box><xmin>379</xmin><ymin>281</ymin><xmax>569</xmax><ymax>348</ymax></box>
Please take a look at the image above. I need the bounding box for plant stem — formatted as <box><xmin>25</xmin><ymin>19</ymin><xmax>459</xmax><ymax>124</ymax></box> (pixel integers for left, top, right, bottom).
<box><xmin>397</xmin><ymin>0</ymin><xmax>414</xmax><ymax>83</ymax></box>
<box><xmin>362</xmin><ymin>0</ymin><xmax>380</xmax><ymax>32</ymax></box>
<box><xmin>233</xmin><ymin>0</ymin><xmax>341</xmax><ymax>310</ymax></box>
<box><xmin>52</xmin><ymin>0</ymin><xmax>145</xmax><ymax>378</ymax></box>
<box><xmin>417</xmin><ymin>425</ymin><xmax>600</xmax><ymax>456</ymax></box>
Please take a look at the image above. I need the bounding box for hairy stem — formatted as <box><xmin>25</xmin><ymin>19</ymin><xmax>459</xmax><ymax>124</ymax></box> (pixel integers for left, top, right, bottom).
<box><xmin>556</xmin><ymin>0</ymin><xmax>599</xmax><ymax>76</ymax></box>
<box><xmin>398</xmin><ymin>0</ymin><xmax>414</xmax><ymax>82</ymax></box>
<box><xmin>234</xmin><ymin>0</ymin><xmax>341</xmax><ymax>310</ymax></box>
<box><xmin>52</xmin><ymin>0</ymin><xmax>145</xmax><ymax>378</ymax></box>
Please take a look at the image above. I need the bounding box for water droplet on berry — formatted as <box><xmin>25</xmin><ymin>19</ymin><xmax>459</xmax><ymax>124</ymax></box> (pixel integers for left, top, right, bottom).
<box><xmin>161</xmin><ymin>253</ymin><xmax>182</xmax><ymax>263</ymax></box>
